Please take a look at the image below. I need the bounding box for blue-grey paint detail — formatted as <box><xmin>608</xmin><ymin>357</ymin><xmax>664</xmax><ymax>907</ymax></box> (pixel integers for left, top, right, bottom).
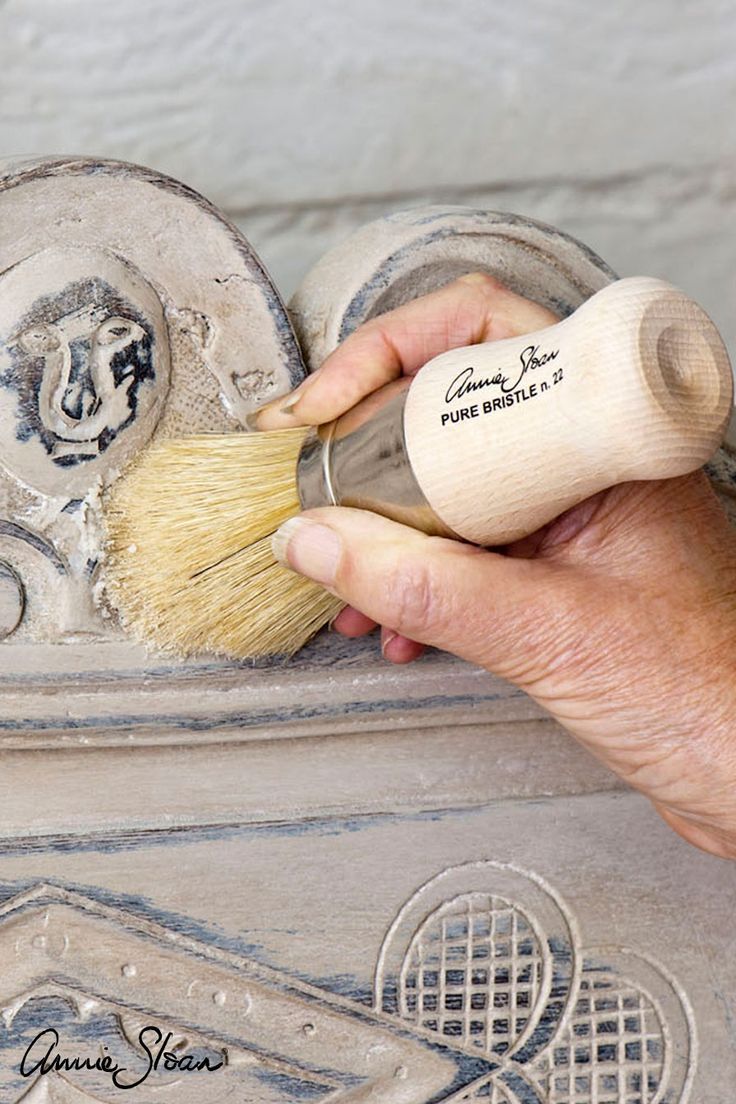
<box><xmin>253</xmin><ymin>1068</ymin><xmax>335</xmax><ymax>1099</ymax></box>
<box><xmin>0</xmin><ymin>520</ymin><xmax>67</xmax><ymax>573</ymax></box>
<box><xmin>337</xmin><ymin>214</ymin><xmax>617</xmax><ymax>344</ymax></box>
<box><xmin>0</xmin><ymin>792</ymin><xmax>624</xmax><ymax>858</ymax></box>
<box><xmin>0</xmin><ymin>881</ymin><xmax>490</xmax><ymax>1090</ymax></box>
<box><xmin>706</xmin><ymin>456</ymin><xmax>736</xmax><ymax>485</ymax></box>
<box><xmin>0</xmin><ymin>997</ymin><xmax>228</xmax><ymax>1099</ymax></box>
<box><xmin>0</xmin><ymin>620</ymin><xmax>427</xmax><ymax>681</ymax></box>
<box><xmin>0</xmin><ymin>880</ymin><xmax>380</xmax><ymax>1034</ymax></box>
<box><xmin>0</xmin><ymin>878</ymin><xmax>271</xmax><ymax>962</ymax></box>
<box><xmin>0</xmin><ymin>999</ymin><xmax>138</xmax><ymax>1099</ymax></box>
<box><xmin>283</xmin><ymin>970</ymin><xmax>374</xmax><ymax>1008</ymax></box>
<box><xmin>0</xmin><ymin>804</ymin><xmax>489</xmax><ymax>860</ymax></box>
<box><xmin>498</xmin><ymin>1065</ymin><xmax>546</xmax><ymax>1103</ymax></box>
<box><xmin>0</xmin><ymin>686</ymin><xmax>520</xmax><ymax>732</ymax></box>
<box><xmin>0</xmin><ymin>277</ymin><xmax>157</xmax><ymax>467</ymax></box>
<box><xmin>0</xmin><ymin>156</ymin><xmax>307</xmax><ymax>393</ymax></box>
<box><xmin>512</xmin><ymin>937</ymin><xmax>575</xmax><ymax>1065</ymax></box>
<box><xmin>384</xmin><ymin>204</ymin><xmax>619</xmax><ymax>276</ymax></box>
<box><xmin>0</xmin><ymin>985</ymin><xmax>358</xmax><ymax>1090</ymax></box>
<box><xmin>422</xmin><ymin>1055</ymin><xmax>501</xmax><ymax>1104</ymax></box>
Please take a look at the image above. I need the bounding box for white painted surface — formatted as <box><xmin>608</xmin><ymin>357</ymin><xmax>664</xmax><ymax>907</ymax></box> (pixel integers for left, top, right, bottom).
<box><xmin>0</xmin><ymin>0</ymin><xmax>733</xmax><ymax>355</ymax></box>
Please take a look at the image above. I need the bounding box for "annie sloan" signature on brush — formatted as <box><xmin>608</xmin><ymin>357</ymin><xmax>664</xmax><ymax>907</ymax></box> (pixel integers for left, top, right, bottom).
<box><xmin>445</xmin><ymin>344</ymin><xmax>560</xmax><ymax>402</ymax></box>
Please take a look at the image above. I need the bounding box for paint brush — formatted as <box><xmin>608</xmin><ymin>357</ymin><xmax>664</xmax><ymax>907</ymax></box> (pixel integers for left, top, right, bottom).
<box><xmin>104</xmin><ymin>277</ymin><xmax>733</xmax><ymax>658</ymax></box>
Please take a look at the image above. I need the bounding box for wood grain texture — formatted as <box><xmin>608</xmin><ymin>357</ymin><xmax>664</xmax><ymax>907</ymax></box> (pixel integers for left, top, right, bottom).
<box><xmin>404</xmin><ymin>278</ymin><xmax>732</xmax><ymax>542</ymax></box>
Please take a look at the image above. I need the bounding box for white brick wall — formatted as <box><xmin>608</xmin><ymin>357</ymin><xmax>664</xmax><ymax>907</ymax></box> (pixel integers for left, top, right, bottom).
<box><xmin>0</xmin><ymin>0</ymin><xmax>734</xmax><ymax>352</ymax></box>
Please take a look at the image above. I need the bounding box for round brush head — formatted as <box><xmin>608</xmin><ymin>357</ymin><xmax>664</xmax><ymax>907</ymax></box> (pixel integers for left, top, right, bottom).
<box><xmin>104</xmin><ymin>428</ymin><xmax>343</xmax><ymax>658</ymax></box>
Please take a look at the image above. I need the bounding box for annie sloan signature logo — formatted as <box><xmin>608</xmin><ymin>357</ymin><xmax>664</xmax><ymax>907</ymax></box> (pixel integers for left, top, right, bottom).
<box><xmin>21</xmin><ymin>1026</ymin><xmax>222</xmax><ymax>1090</ymax></box>
<box><xmin>445</xmin><ymin>344</ymin><xmax>560</xmax><ymax>402</ymax></box>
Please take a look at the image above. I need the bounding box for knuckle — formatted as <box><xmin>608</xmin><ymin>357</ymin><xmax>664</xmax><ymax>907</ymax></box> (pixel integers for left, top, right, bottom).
<box><xmin>383</xmin><ymin>558</ymin><xmax>443</xmax><ymax>638</ymax></box>
<box><xmin>456</xmin><ymin>271</ymin><xmax>505</xmax><ymax>295</ymax></box>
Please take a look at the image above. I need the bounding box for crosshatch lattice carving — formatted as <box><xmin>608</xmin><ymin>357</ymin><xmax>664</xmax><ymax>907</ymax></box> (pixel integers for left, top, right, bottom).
<box><xmin>375</xmin><ymin>863</ymin><xmax>695</xmax><ymax>1103</ymax></box>
<box><xmin>0</xmin><ymin>868</ymin><xmax>695</xmax><ymax>1104</ymax></box>
<box><xmin>539</xmin><ymin>972</ymin><xmax>665</xmax><ymax>1104</ymax></box>
<box><xmin>398</xmin><ymin>892</ymin><xmax>546</xmax><ymax>1058</ymax></box>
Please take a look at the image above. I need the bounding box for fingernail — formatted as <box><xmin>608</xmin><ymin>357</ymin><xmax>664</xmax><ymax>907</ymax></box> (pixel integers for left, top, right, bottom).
<box><xmin>246</xmin><ymin>388</ymin><xmax>304</xmax><ymax>429</ymax></box>
<box><xmin>272</xmin><ymin>516</ymin><xmax>341</xmax><ymax>587</ymax></box>
<box><xmin>252</xmin><ymin>370</ymin><xmax>323</xmax><ymax>427</ymax></box>
<box><xmin>458</xmin><ymin>271</ymin><xmax>496</xmax><ymax>287</ymax></box>
<box><xmin>244</xmin><ymin>401</ymin><xmax>295</xmax><ymax>430</ymax></box>
<box><xmin>381</xmin><ymin>630</ymin><xmax>398</xmax><ymax>658</ymax></box>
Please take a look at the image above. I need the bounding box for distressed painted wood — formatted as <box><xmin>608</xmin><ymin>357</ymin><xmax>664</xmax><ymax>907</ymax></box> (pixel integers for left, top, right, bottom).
<box><xmin>0</xmin><ymin>199</ymin><xmax>735</xmax><ymax>1101</ymax></box>
<box><xmin>0</xmin><ymin>796</ymin><xmax>733</xmax><ymax>1100</ymax></box>
<box><xmin>289</xmin><ymin>206</ymin><xmax>617</xmax><ymax>372</ymax></box>
<box><xmin>0</xmin><ymin>156</ymin><xmax>304</xmax><ymax>647</ymax></box>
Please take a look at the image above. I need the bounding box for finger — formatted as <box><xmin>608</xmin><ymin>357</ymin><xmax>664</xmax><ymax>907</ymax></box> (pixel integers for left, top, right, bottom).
<box><xmin>333</xmin><ymin>603</ymin><xmax>425</xmax><ymax>662</ymax></box>
<box><xmin>381</xmin><ymin>627</ymin><xmax>425</xmax><ymax>664</ymax></box>
<box><xmin>503</xmin><ymin>491</ymin><xmax>611</xmax><ymax>559</ymax></box>
<box><xmin>271</xmin><ymin>506</ymin><xmax>574</xmax><ymax>682</ymax></box>
<box><xmin>501</xmin><ymin>469</ymin><xmax>734</xmax><ymax>588</ymax></box>
<box><xmin>255</xmin><ymin>273</ymin><xmax>558</xmax><ymax>429</ymax></box>
<box><xmin>332</xmin><ymin>606</ymin><xmax>377</xmax><ymax>636</ymax></box>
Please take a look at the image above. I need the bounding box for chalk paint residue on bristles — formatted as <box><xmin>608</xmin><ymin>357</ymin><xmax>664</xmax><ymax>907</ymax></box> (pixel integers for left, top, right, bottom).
<box><xmin>104</xmin><ymin>428</ymin><xmax>343</xmax><ymax>658</ymax></box>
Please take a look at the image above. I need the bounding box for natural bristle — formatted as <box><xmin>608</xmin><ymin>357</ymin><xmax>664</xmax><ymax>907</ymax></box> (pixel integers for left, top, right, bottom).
<box><xmin>103</xmin><ymin>428</ymin><xmax>343</xmax><ymax>658</ymax></box>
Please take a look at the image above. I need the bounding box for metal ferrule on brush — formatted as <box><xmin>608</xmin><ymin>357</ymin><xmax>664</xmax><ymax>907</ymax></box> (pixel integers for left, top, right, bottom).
<box><xmin>296</xmin><ymin>378</ymin><xmax>458</xmax><ymax>538</ymax></box>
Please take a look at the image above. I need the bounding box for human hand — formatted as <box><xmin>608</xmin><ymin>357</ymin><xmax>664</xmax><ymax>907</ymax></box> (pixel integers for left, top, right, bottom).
<box><xmin>256</xmin><ymin>274</ymin><xmax>736</xmax><ymax>860</ymax></box>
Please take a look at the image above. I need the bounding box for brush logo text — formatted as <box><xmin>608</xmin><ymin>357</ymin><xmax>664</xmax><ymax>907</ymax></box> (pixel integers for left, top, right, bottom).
<box><xmin>440</xmin><ymin>344</ymin><xmax>562</xmax><ymax>427</ymax></box>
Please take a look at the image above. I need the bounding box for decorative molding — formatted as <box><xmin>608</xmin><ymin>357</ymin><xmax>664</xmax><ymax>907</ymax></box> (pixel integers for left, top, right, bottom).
<box><xmin>288</xmin><ymin>207</ymin><xmax>617</xmax><ymax>371</ymax></box>
<box><xmin>0</xmin><ymin>869</ymin><xmax>695</xmax><ymax>1103</ymax></box>
<box><xmin>0</xmin><ymin>882</ymin><xmax>457</xmax><ymax>1104</ymax></box>
<box><xmin>375</xmin><ymin>863</ymin><xmax>695</xmax><ymax>1103</ymax></box>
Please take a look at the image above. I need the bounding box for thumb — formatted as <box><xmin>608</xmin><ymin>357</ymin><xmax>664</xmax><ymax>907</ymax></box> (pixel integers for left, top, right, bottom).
<box><xmin>272</xmin><ymin>506</ymin><xmax>582</xmax><ymax>684</ymax></box>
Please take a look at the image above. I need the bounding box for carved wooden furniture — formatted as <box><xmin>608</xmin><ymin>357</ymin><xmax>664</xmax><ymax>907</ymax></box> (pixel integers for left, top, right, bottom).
<box><xmin>0</xmin><ymin>160</ymin><xmax>734</xmax><ymax>1102</ymax></box>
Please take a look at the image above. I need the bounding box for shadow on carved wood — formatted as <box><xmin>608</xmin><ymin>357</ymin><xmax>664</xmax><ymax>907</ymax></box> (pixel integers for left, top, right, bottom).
<box><xmin>0</xmin><ymin>867</ymin><xmax>694</xmax><ymax>1102</ymax></box>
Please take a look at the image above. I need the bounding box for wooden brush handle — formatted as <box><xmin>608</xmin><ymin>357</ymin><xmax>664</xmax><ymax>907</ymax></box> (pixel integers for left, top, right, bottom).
<box><xmin>403</xmin><ymin>276</ymin><xmax>733</xmax><ymax>544</ymax></box>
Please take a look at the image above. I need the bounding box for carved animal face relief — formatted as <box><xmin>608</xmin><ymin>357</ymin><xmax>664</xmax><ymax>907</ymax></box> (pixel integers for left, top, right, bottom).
<box><xmin>0</xmin><ymin>247</ymin><xmax>170</xmax><ymax>496</ymax></box>
<box><xmin>0</xmin><ymin>157</ymin><xmax>306</xmax><ymax>645</ymax></box>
